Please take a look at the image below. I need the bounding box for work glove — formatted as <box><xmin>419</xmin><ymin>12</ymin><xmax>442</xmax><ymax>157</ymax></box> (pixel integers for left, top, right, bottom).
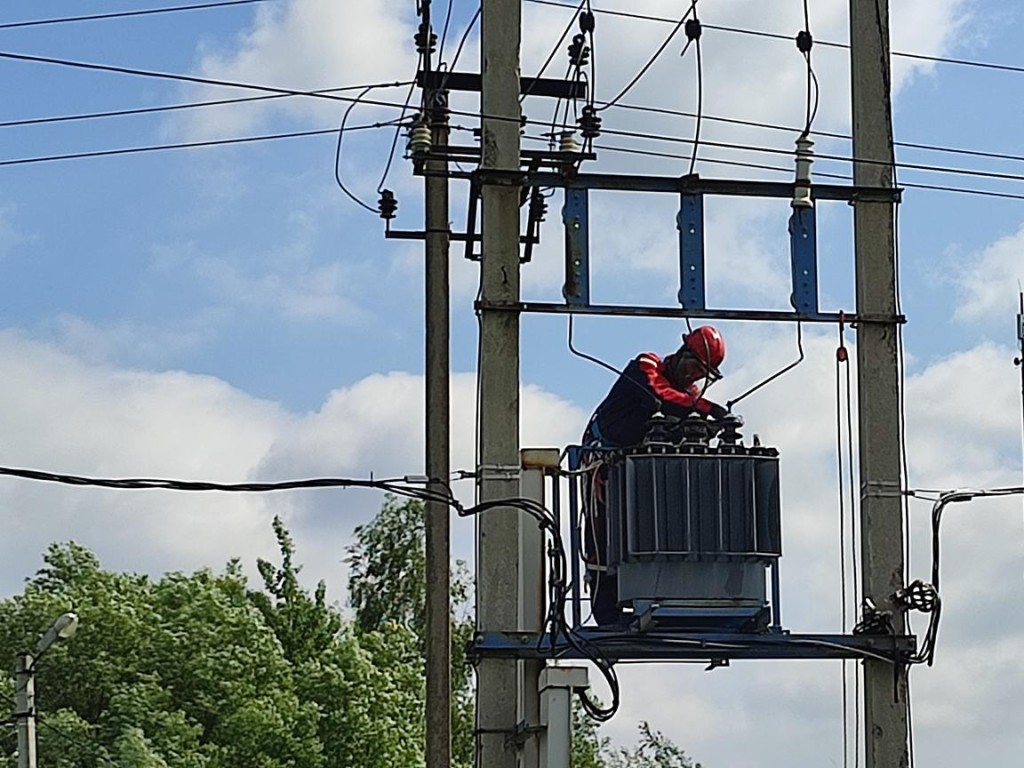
<box><xmin>709</xmin><ymin>402</ymin><xmax>729</xmax><ymax>421</ymax></box>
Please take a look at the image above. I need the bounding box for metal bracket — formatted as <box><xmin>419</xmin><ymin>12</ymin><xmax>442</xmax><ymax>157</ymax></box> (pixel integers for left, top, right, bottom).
<box><xmin>677</xmin><ymin>192</ymin><xmax>705</xmax><ymax>310</ymax></box>
<box><xmin>788</xmin><ymin>205</ymin><xmax>819</xmax><ymax>314</ymax></box>
<box><xmin>562</xmin><ymin>188</ymin><xmax>589</xmax><ymax>306</ymax></box>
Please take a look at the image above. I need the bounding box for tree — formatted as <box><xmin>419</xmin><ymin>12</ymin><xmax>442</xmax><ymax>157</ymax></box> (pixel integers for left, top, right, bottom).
<box><xmin>0</xmin><ymin>542</ymin><xmax>321</xmax><ymax>768</ymax></box>
<box><xmin>346</xmin><ymin>496</ymin><xmax>475</xmax><ymax>768</ymax></box>
<box><xmin>1</xmin><ymin>500</ymin><xmax>703</xmax><ymax>768</ymax></box>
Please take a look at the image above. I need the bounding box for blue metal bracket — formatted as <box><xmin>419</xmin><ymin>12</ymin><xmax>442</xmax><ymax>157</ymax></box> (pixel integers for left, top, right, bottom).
<box><xmin>562</xmin><ymin>188</ymin><xmax>590</xmax><ymax>306</ymax></box>
<box><xmin>677</xmin><ymin>193</ymin><xmax>705</xmax><ymax>310</ymax></box>
<box><xmin>788</xmin><ymin>205</ymin><xmax>819</xmax><ymax>315</ymax></box>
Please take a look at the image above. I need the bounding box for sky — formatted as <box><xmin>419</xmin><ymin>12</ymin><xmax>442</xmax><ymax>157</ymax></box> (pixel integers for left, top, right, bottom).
<box><xmin>1</xmin><ymin>0</ymin><xmax>1023</xmax><ymax>766</ymax></box>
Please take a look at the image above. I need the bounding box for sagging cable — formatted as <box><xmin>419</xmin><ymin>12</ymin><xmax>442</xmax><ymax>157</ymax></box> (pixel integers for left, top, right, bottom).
<box><xmin>726</xmin><ymin>323</ymin><xmax>805</xmax><ymax>411</ymax></box>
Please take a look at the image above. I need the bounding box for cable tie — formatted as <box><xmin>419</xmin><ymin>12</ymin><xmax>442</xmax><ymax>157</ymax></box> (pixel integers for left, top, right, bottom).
<box><xmin>861</xmin><ymin>480</ymin><xmax>903</xmax><ymax>498</ymax></box>
<box><xmin>477</xmin><ymin>463</ymin><xmax>521</xmax><ymax>480</ymax></box>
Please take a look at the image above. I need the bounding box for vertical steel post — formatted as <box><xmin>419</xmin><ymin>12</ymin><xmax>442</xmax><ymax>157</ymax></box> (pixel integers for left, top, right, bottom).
<box><xmin>15</xmin><ymin>653</ymin><xmax>36</xmax><ymax>768</ymax></box>
<box><xmin>849</xmin><ymin>1</ymin><xmax>909</xmax><ymax>766</ymax></box>
<box><xmin>425</xmin><ymin>85</ymin><xmax>452</xmax><ymax>768</ymax></box>
<box><xmin>476</xmin><ymin>0</ymin><xmax>522</xmax><ymax>766</ymax></box>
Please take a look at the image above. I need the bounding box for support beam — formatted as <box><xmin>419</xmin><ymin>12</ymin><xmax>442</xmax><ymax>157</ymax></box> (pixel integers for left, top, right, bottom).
<box><xmin>476</xmin><ymin>0</ymin><xmax>522</xmax><ymax>766</ymax></box>
<box><xmin>849</xmin><ymin>1</ymin><xmax>909</xmax><ymax>766</ymax></box>
<box><xmin>425</xmin><ymin>87</ymin><xmax>452</xmax><ymax>768</ymax></box>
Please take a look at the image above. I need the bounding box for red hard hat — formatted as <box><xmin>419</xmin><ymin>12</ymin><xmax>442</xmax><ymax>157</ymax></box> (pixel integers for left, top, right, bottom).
<box><xmin>682</xmin><ymin>325</ymin><xmax>725</xmax><ymax>377</ymax></box>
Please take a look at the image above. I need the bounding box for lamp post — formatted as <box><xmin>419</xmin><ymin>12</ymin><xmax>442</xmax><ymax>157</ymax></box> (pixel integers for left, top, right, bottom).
<box><xmin>14</xmin><ymin>613</ymin><xmax>79</xmax><ymax>768</ymax></box>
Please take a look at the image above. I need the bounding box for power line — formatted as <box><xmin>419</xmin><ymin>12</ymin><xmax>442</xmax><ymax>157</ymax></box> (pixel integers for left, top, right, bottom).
<box><xmin>0</xmin><ymin>80</ymin><xmax>415</xmax><ymax>129</ymax></box>
<box><xmin>0</xmin><ymin>0</ymin><xmax>273</xmax><ymax>30</ymax></box>
<box><xmin>6</xmin><ymin>100</ymin><xmax>1024</xmax><ymax>196</ymax></box>
<box><xmin>9</xmin><ymin>47</ymin><xmax>1024</xmax><ymax>177</ymax></box>
<box><xmin>0</xmin><ymin>120</ymin><xmax>400</xmax><ymax>167</ymax></box>
<box><xmin>576</xmin><ymin>139</ymin><xmax>1024</xmax><ymax>200</ymax></box>
<box><xmin>524</xmin><ymin>0</ymin><xmax>1024</xmax><ymax>75</ymax></box>
<box><xmin>0</xmin><ymin>50</ymin><xmax>396</xmax><ymax>106</ymax></box>
<box><xmin>11</xmin><ymin>85</ymin><xmax>1024</xmax><ymax>176</ymax></box>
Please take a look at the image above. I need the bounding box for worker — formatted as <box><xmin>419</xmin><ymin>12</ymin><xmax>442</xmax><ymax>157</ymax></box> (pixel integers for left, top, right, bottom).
<box><xmin>581</xmin><ymin>325</ymin><xmax>732</xmax><ymax>625</ymax></box>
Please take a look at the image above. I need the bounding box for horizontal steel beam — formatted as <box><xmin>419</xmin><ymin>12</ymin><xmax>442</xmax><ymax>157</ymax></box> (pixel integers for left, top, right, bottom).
<box><xmin>474</xmin><ymin>300</ymin><xmax>906</xmax><ymax>325</ymax></box>
<box><xmin>387</xmin><ymin>230</ymin><xmax>537</xmax><ymax>244</ymax></box>
<box><xmin>460</xmin><ymin>169</ymin><xmax>902</xmax><ymax>203</ymax></box>
<box><xmin>473</xmin><ymin>630</ymin><xmax>917</xmax><ymax>663</ymax></box>
<box><xmin>416</xmin><ymin>71</ymin><xmax>587</xmax><ymax>99</ymax></box>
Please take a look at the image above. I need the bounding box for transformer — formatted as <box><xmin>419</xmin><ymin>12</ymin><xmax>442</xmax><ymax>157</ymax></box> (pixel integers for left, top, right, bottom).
<box><xmin>603</xmin><ymin>415</ymin><xmax>782</xmax><ymax>631</ymax></box>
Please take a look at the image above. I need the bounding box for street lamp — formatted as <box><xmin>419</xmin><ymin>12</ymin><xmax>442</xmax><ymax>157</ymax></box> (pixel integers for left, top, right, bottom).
<box><xmin>14</xmin><ymin>613</ymin><xmax>79</xmax><ymax>768</ymax></box>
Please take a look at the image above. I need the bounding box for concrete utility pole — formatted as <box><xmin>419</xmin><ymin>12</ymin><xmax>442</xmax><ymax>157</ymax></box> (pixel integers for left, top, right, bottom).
<box><xmin>15</xmin><ymin>653</ymin><xmax>36</xmax><ymax>768</ymax></box>
<box><xmin>476</xmin><ymin>0</ymin><xmax>522</xmax><ymax>765</ymax></box>
<box><xmin>849</xmin><ymin>1</ymin><xmax>909</xmax><ymax>766</ymax></box>
<box><xmin>425</xmin><ymin>83</ymin><xmax>452</xmax><ymax>768</ymax></box>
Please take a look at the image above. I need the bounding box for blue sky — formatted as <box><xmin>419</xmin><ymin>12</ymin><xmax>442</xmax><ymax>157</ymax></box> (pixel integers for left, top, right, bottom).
<box><xmin>2</xmin><ymin>1</ymin><xmax>1023</xmax><ymax>766</ymax></box>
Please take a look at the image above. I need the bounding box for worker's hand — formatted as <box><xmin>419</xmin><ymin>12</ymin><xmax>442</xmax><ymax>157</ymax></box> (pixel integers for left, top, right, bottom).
<box><xmin>709</xmin><ymin>403</ymin><xmax>729</xmax><ymax>421</ymax></box>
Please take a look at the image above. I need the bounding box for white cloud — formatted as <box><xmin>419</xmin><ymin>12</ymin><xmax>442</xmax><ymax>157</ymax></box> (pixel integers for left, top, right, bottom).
<box><xmin>179</xmin><ymin>0</ymin><xmax>417</xmax><ymax>140</ymax></box>
<box><xmin>954</xmin><ymin>222</ymin><xmax>1024</xmax><ymax>324</ymax></box>
<box><xmin>0</xmin><ymin>333</ymin><xmax>586</xmax><ymax>603</ymax></box>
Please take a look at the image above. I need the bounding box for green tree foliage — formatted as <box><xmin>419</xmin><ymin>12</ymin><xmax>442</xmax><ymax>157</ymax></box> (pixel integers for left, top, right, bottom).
<box><xmin>346</xmin><ymin>496</ymin><xmax>475</xmax><ymax>768</ymax></box>
<box><xmin>607</xmin><ymin>722</ymin><xmax>703</xmax><ymax>768</ymax></box>
<box><xmin>0</xmin><ymin>498</ymin><xmax>702</xmax><ymax>768</ymax></box>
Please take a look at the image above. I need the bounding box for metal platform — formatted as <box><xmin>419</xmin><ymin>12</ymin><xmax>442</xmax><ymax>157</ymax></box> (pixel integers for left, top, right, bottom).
<box><xmin>473</xmin><ymin>629</ymin><xmax>917</xmax><ymax>664</ymax></box>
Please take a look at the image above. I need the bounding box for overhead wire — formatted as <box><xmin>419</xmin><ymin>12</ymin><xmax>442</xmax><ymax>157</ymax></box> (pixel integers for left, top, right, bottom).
<box><xmin>524</xmin><ymin>0</ymin><xmax>1024</xmax><ymax>76</ymax></box>
<box><xmin>0</xmin><ymin>80</ymin><xmax>416</xmax><ymax>130</ymax></box>
<box><xmin>8</xmin><ymin>49</ymin><xmax>1024</xmax><ymax>190</ymax></box>
<box><xmin>0</xmin><ymin>0</ymin><xmax>273</xmax><ymax>30</ymax></box>
<box><xmin>599</xmin><ymin>0</ymin><xmax>698</xmax><ymax>113</ymax></box>
<box><xmin>0</xmin><ymin>120</ymin><xmax>402</xmax><ymax>168</ymax></box>
<box><xmin>335</xmin><ymin>86</ymin><xmax>392</xmax><ymax>213</ymax></box>
<box><xmin>685</xmin><ymin>9</ymin><xmax>703</xmax><ymax>176</ymax></box>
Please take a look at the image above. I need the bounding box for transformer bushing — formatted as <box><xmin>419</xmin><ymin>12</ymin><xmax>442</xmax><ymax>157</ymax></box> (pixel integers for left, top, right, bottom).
<box><xmin>605</xmin><ymin>426</ymin><xmax>782</xmax><ymax>632</ymax></box>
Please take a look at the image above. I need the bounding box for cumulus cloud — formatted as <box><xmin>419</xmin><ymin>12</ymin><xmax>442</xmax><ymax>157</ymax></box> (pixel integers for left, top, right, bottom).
<box><xmin>0</xmin><ymin>333</ymin><xmax>586</xmax><ymax>602</ymax></box>
<box><xmin>954</xmin><ymin>222</ymin><xmax>1024</xmax><ymax>323</ymax></box>
<box><xmin>178</xmin><ymin>0</ymin><xmax>417</xmax><ymax>140</ymax></box>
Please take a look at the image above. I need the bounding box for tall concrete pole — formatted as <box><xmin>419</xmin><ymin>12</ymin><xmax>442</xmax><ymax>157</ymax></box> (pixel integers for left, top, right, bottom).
<box><xmin>849</xmin><ymin>1</ymin><xmax>909</xmax><ymax>766</ymax></box>
<box><xmin>425</xmin><ymin>86</ymin><xmax>452</xmax><ymax>768</ymax></box>
<box><xmin>476</xmin><ymin>0</ymin><xmax>522</xmax><ymax>765</ymax></box>
<box><xmin>15</xmin><ymin>653</ymin><xmax>37</xmax><ymax>768</ymax></box>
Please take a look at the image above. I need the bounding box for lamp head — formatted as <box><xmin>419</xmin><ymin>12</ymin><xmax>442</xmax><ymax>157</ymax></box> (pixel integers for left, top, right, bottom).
<box><xmin>54</xmin><ymin>612</ymin><xmax>79</xmax><ymax>640</ymax></box>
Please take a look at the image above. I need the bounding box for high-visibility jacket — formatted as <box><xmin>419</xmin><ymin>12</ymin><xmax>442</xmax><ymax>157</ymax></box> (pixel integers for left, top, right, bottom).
<box><xmin>583</xmin><ymin>352</ymin><xmax>720</xmax><ymax>448</ymax></box>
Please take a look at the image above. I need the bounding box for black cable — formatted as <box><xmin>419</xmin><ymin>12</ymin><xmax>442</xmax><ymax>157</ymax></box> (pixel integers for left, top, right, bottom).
<box><xmin>521</xmin><ymin>0</ymin><xmax>586</xmax><ymax>103</ymax></box>
<box><xmin>0</xmin><ymin>50</ymin><xmax>395</xmax><ymax>107</ymax></box>
<box><xmin>377</xmin><ymin>60</ymin><xmax>423</xmax><ymax>194</ymax></box>
<box><xmin>335</xmin><ymin>87</ymin><xmax>386</xmax><ymax>213</ymax></box>
<box><xmin>436</xmin><ymin>0</ymin><xmax>456</xmax><ymax>64</ymax></box>
<box><xmin>7</xmin><ymin>46</ymin><xmax>1024</xmax><ymax>185</ymax></box>
<box><xmin>688</xmin><ymin>29</ymin><xmax>703</xmax><ymax>176</ymax></box>
<box><xmin>0</xmin><ymin>0</ymin><xmax>271</xmax><ymax>30</ymax></box>
<box><xmin>594</xmin><ymin>99</ymin><xmax>1024</xmax><ymax>167</ymax></box>
<box><xmin>0</xmin><ymin>80</ymin><xmax>415</xmax><ymax>130</ymax></box>
<box><xmin>726</xmin><ymin>323</ymin><xmax>804</xmax><ymax>410</ymax></box>
<box><xmin>525</xmin><ymin>0</ymin><xmax>1024</xmax><ymax>76</ymax></box>
<box><xmin>438</xmin><ymin>7</ymin><xmax>482</xmax><ymax>94</ymax></box>
<box><xmin>599</xmin><ymin>0</ymin><xmax>698</xmax><ymax>112</ymax></box>
<box><xmin>0</xmin><ymin>120</ymin><xmax>399</xmax><ymax>167</ymax></box>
